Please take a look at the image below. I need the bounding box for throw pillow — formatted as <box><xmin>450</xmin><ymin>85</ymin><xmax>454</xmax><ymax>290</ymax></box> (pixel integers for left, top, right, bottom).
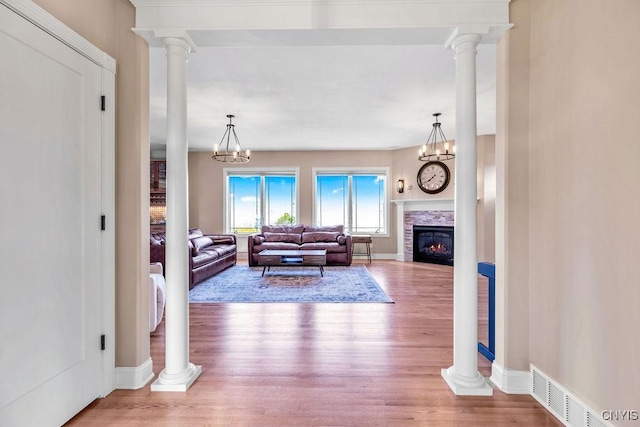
<box><xmin>337</xmin><ymin>235</ymin><xmax>346</xmax><ymax>244</ymax></box>
<box><xmin>188</xmin><ymin>228</ymin><xmax>204</xmax><ymax>239</ymax></box>
<box><xmin>191</xmin><ymin>236</ymin><xmax>214</xmax><ymax>256</ymax></box>
<box><xmin>253</xmin><ymin>235</ymin><xmax>265</xmax><ymax>245</ymax></box>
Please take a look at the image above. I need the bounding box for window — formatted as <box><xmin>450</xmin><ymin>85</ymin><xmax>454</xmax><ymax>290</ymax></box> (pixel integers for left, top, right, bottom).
<box><xmin>314</xmin><ymin>168</ymin><xmax>388</xmax><ymax>235</ymax></box>
<box><xmin>226</xmin><ymin>169</ymin><xmax>298</xmax><ymax>234</ymax></box>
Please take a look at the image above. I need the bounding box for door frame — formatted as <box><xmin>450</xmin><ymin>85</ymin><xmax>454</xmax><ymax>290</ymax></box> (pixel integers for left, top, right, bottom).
<box><xmin>1</xmin><ymin>0</ymin><xmax>117</xmax><ymax>397</ymax></box>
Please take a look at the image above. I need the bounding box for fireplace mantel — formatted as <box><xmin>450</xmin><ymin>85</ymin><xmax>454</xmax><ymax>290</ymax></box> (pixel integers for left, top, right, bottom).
<box><xmin>391</xmin><ymin>198</ymin><xmax>454</xmax><ymax>211</ymax></box>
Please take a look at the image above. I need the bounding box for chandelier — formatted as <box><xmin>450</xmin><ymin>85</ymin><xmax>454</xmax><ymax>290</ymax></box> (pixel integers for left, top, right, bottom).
<box><xmin>212</xmin><ymin>114</ymin><xmax>250</xmax><ymax>163</ymax></box>
<box><xmin>418</xmin><ymin>113</ymin><xmax>455</xmax><ymax>161</ymax></box>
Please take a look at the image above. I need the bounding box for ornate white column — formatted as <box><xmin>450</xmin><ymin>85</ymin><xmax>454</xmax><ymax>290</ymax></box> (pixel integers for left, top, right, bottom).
<box><xmin>441</xmin><ymin>32</ymin><xmax>493</xmax><ymax>395</ymax></box>
<box><xmin>151</xmin><ymin>36</ymin><xmax>202</xmax><ymax>392</ymax></box>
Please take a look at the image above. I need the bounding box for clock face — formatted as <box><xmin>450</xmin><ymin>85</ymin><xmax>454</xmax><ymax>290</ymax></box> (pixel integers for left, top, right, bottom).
<box><xmin>417</xmin><ymin>161</ymin><xmax>451</xmax><ymax>194</ymax></box>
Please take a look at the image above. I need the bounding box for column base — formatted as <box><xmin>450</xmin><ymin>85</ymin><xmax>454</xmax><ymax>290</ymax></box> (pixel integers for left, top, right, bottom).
<box><xmin>441</xmin><ymin>367</ymin><xmax>493</xmax><ymax>396</ymax></box>
<box><xmin>151</xmin><ymin>363</ymin><xmax>202</xmax><ymax>392</ymax></box>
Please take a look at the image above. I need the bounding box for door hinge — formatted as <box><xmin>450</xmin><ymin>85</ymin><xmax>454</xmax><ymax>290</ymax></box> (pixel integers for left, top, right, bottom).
<box><xmin>101</xmin><ymin>334</ymin><xmax>106</xmax><ymax>351</ymax></box>
<box><xmin>101</xmin><ymin>215</ymin><xmax>106</xmax><ymax>231</ymax></box>
<box><xmin>101</xmin><ymin>95</ymin><xmax>106</xmax><ymax>111</ymax></box>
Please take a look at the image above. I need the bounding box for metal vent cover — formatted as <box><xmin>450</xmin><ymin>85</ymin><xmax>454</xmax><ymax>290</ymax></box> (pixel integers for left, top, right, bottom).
<box><xmin>530</xmin><ymin>365</ymin><xmax>613</xmax><ymax>427</ymax></box>
<box><xmin>532</xmin><ymin>369</ymin><xmax>547</xmax><ymax>402</ymax></box>
<box><xmin>587</xmin><ymin>412</ymin><xmax>607</xmax><ymax>427</ymax></box>
<box><xmin>548</xmin><ymin>381</ymin><xmax>564</xmax><ymax>417</ymax></box>
<box><xmin>566</xmin><ymin>394</ymin><xmax>585</xmax><ymax>426</ymax></box>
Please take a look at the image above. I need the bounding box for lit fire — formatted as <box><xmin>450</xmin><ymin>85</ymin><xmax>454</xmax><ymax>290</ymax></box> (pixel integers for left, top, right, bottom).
<box><xmin>427</xmin><ymin>243</ymin><xmax>448</xmax><ymax>254</ymax></box>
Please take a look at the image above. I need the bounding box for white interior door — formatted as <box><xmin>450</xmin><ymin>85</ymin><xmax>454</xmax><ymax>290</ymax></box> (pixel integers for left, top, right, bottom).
<box><xmin>0</xmin><ymin>4</ymin><xmax>103</xmax><ymax>426</ymax></box>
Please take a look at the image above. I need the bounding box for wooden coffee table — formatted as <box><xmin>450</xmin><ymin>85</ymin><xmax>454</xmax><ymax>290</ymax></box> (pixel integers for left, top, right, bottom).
<box><xmin>258</xmin><ymin>249</ymin><xmax>327</xmax><ymax>277</ymax></box>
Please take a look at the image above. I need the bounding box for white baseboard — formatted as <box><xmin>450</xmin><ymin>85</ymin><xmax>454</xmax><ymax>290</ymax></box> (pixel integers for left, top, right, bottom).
<box><xmin>115</xmin><ymin>357</ymin><xmax>154</xmax><ymax>390</ymax></box>
<box><xmin>372</xmin><ymin>253</ymin><xmax>397</xmax><ymax>260</ymax></box>
<box><xmin>490</xmin><ymin>362</ymin><xmax>530</xmax><ymax>394</ymax></box>
<box><xmin>352</xmin><ymin>253</ymin><xmax>397</xmax><ymax>261</ymax></box>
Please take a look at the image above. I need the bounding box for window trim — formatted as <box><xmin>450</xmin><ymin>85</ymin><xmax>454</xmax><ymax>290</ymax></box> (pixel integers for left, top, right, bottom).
<box><xmin>223</xmin><ymin>167</ymin><xmax>300</xmax><ymax>235</ymax></box>
<box><xmin>312</xmin><ymin>166</ymin><xmax>390</xmax><ymax>237</ymax></box>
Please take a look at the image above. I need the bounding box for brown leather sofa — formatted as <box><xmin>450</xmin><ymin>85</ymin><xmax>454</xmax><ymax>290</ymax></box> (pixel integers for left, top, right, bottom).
<box><xmin>150</xmin><ymin>228</ymin><xmax>237</xmax><ymax>289</ymax></box>
<box><xmin>248</xmin><ymin>224</ymin><xmax>352</xmax><ymax>267</ymax></box>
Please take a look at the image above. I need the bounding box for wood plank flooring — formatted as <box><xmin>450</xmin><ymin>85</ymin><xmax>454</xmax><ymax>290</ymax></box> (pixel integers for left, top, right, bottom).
<box><xmin>67</xmin><ymin>260</ymin><xmax>560</xmax><ymax>426</ymax></box>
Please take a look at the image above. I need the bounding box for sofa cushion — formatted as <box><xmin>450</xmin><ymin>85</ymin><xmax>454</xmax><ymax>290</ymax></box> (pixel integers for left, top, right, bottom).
<box><xmin>263</xmin><ymin>231</ymin><xmax>302</xmax><ymax>244</ymax></box>
<box><xmin>211</xmin><ymin>244</ymin><xmax>237</xmax><ymax>258</ymax></box>
<box><xmin>262</xmin><ymin>224</ymin><xmax>304</xmax><ymax>234</ymax></box>
<box><xmin>253</xmin><ymin>235</ymin><xmax>266</xmax><ymax>245</ymax></box>
<box><xmin>303</xmin><ymin>225</ymin><xmax>344</xmax><ymax>233</ymax></box>
<box><xmin>192</xmin><ymin>248</ymin><xmax>220</xmax><ymax>268</ymax></box>
<box><xmin>300</xmin><ymin>242</ymin><xmax>346</xmax><ymax>253</ymax></box>
<box><xmin>253</xmin><ymin>242</ymin><xmax>300</xmax><ymax>252</ymax></box>
<box><xmin>302</xmin><ymin>231</ymin><xmax>340</xmax><ymax>243</ymax></box>
<box><xmin>150</xmin><ymin>235</ymin><xmax>162</xmax><ymax>246</ymax></box>
<box><xmin>191</xmin><ymin>236</ymin><xmax>214</xmax><ymax>256</ymax></box>
<box><xmin>337</xmin><ymin>235</ymin><xmax>346</xmax><ymax>244</ymax></box>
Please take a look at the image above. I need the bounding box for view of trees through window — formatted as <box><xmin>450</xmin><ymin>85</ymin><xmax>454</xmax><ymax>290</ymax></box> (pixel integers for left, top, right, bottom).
<box><xmin>227</xmin><ymin>174</ymin><xmax>296</xmax><ymax>233</ymax></box>
<box><xmin>316</xmin><ymin>173</ymin><xmax>387</xmax><ymax>234</ymax></box>
<box><xmin>226</xmin><ymin>171</ymin><xmax>387</xmax><ymax>234</ymax></box>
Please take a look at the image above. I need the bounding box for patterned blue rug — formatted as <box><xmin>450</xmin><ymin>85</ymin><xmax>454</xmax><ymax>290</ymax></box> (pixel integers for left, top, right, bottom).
<box><xmin>189</xmin><ymin>265</ymin><xmax>393</xmax><ymax>303</ymax></box>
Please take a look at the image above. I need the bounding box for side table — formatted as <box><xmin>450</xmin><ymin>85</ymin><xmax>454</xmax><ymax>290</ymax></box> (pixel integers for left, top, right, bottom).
<box><xmin>352</xmin><ymin>235</ymin><xmax>372</xmax><ymax>263</ymax></box>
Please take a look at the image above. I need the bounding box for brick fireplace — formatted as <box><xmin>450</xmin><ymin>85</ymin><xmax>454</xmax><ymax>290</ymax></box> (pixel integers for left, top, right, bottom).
<box><xmin>404</xmin><ymin>209</ymin><xmax>454</xmax><ymax>262</ymax></box>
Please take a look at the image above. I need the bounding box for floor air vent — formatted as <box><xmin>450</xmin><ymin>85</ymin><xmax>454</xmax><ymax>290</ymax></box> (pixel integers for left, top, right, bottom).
<box><xmin>530</xmin><ymin>365</ymin><xmax>612</xmax><ymax>427</ymax></box>
<box><xmin>532</xmin><ymin>369</ymin><xmax>547</xmax><ymax>402</ymax></box>
<box><xmin>548</xmin><ymin>381</ymin><xmax>564</xmax><ymax>417</ymax></box>
<box><xmin>566</xmin><ymin>395</ymin><xmax>585</xmax><ymax>426</ymax></box>
<box><xmin>586</xmin><ymin>413</ymin><xmax>607</xmax><ymax>427</ymax></box>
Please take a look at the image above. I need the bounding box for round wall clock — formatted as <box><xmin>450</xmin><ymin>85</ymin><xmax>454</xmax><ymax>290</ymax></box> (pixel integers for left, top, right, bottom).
<box><xmin>417</xmin><ymin>161</ymin><xmax>450</xmax><ymax>194</ymax></box>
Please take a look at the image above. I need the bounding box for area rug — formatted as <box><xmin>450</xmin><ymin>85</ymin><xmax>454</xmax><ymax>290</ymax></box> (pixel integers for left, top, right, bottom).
<box><xmin>189</xmin><ymin>265</ymin><xmax>393</xmax><ymax>303</ymax></box>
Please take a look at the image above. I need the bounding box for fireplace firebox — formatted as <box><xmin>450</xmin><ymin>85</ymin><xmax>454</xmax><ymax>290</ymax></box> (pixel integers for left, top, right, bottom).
<box><xmin>413</xmin><ymin>225</ymin><xmax>454</xmax><ymax>266</ymax></box>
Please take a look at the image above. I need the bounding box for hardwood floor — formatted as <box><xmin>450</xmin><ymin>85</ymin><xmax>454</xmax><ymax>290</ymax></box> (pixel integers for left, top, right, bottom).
<box><xmin>68</xmin><ymin>260</ymin><xmax>560</xmax><ymax>426</ymax></box>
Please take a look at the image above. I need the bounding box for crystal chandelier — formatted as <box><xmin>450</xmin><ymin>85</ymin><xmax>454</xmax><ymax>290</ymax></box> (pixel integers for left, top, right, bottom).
<box><xmin>418</xmin><ymin>113</ymin><xmax>455</xmax><ymax>161</ymax></box>
<box><xmin>212</xmin><ymin>114</ymin><xmax>250</xmax><ymax>163</ymax></box>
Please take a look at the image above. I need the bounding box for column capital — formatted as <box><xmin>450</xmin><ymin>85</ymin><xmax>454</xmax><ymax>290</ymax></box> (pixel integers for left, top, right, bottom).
<box><xmin>444</xmin><ymin>27</ymin><xmax>484</xmax><ymax>51</ymax></box>
<box><xmin>154</xmin><ymin>30</ymin><xmax>197</xmax><ymax>53</ymax></box>
<box><xmin>450</xmin><ymin>33</ymin><xmax>481</xmax><ymax>53</ymax></box>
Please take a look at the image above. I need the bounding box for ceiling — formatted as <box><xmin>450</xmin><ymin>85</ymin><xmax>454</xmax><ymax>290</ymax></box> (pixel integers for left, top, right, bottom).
<box><xmin>149</xmin><ymin>41</ymin><xmax>497</xmax><ymax>153</ymax></box>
